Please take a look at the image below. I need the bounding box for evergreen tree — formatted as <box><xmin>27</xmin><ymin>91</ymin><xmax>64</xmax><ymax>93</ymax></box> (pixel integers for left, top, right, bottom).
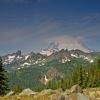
<box><xmin>97</xmin><ymin>58</ymin><xmax>100</xmax><ymax>69</ymax></box>
<box><xmin>0</xmin><ymin>57</ymin><xmax>9</xmax><ymax>95</ymax></box>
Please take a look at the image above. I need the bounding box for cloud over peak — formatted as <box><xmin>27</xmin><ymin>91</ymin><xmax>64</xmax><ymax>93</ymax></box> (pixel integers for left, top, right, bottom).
<box><xmin>46</xmin><ymin>35</ymin><xmax>91</xmax><ymax>52</ymax></box>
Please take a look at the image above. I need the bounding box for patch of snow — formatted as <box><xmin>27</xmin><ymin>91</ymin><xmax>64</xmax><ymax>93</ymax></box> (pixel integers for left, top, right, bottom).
<box><xmin>84</xmin><ymin>57</ymin><xmax>94</xmax><ymax>63</ymax></box>
<box><xmin>65</xmin><ymin>56</ymin><xmax>70</xmax><ymax>62</ymax></box>
<box><xmin>84</xmin><ymin>57</ymin><xmax>89</xmax><ymax>60</ymax></box>
<box><xmin>42</xmin><ymin>63</ymin><xmax>45</xmax><ymax>65</ymax></box>
<box><xmin>17</xmin><ymin>56</ymin><xmax>22</xmax><ymax>59</ymax></box>
<box><xmin>3</xmin><ymin>61</ymin><xmax>8</xmax><ymax>65</ymax></box>
<box><xmin>41</xmin><ymin>59</ymin><xmax>46</xmax><ymax>63</ymax></box>
<box><xmin>21</xmin><ymin>62</ymin><xmax>31</xmax><ymax>66</ymax></box>
<box><xmin>79</xmin><ymin>55</ymin><xmax>84</xmax><ymax>58</ymax></box>
<box><xmin>25</xmin><ymin>55</ymin><xmax>30</xmax><ymax>60</ymax></box>
<box><xmin>39</xmin><ymin>63</ymin><xmax>45</xmax><ymax>66</ymax></box>
<box><xmin>17</xmin><ymin>67</ymin><xmax>21</xmax><ymax>70</ymax></box>
<box><xmin>40</xmin><ymin>49</ymin><xmax>53</xmax><ymax>56</ymax></box>
<box><xmin>62</xmin><ymin>59</ymin><xmax>65</xmax><ymax>63</ymax></box>
<box><xmin>90</xmin><ymin>59</ymin><xmax>94</xmax><ymax>63</ymax></box>
<box><xmin>61</xmin><ymin>57</ymin><xmax>70</xmax><ymax>63</ymax></box>
<box><xmin>5</xmin><ymin>55</ymin><xmax>15</xmax><ymax>64</ymax></box>
<box><xmin>71</xmin><ymin>54</ymin><xmax>78</xmax><ymax>58</ymax></box>
<box><xmin>71</xmin><ymin>54</ymin><xmax>94</xmax><ymax>63</ymax></box>
<box><xmin>34</xmin><ymin>60</ymin><xmax>39</xmax><ymax>64</ymax></box>
<box><xmin>8</xmin><ymin>55</ymin><xmax>15</xmax><ymax>60</ymax></box>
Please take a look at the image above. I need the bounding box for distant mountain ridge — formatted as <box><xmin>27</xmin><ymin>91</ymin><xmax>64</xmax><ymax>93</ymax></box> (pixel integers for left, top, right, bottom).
<box><xmin>2</xmin><ymin>48</ymin><xmax>100</xmax><ymax>71</ymax></box>
<box><xmin>1</xmin><ymin>48</ymin><xmax>100</xmax><ymax>89</ymax></box>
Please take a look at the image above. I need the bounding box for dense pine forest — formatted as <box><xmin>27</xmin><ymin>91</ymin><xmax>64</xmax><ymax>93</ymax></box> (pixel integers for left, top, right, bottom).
<box><xmin>7</xmin><ymin>58</ymin><xmax>100</xmax><ymax>92</ymax></box>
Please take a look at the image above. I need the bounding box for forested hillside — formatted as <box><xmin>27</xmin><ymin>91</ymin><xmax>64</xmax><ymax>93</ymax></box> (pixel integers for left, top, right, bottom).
<box><xmin>3</xmin><ymin>50</ymin><xmax>99</xmax><ymax>91</ymax></box>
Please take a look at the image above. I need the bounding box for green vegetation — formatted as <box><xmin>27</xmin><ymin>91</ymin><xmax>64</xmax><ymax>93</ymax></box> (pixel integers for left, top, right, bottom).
<box><xmin>0</xmin><ymin>57</ymin><xmax>9</xmax><ymax>95</ymax></box>
<box><xmin>46</xmin><ymin>59</ymin><xmax>100</xmax><ymax>90</ymax></box>
<box><xmin>6</xmin><ymin>58</ymin><xmax>100</xmax><ymax>92</ymax></box>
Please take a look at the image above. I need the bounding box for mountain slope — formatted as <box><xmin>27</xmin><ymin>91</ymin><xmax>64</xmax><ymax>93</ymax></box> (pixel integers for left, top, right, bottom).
<box><xmin>2</xmin><ymin>49</ymin><xmax>100</xmax><ymax>89</ymax></box>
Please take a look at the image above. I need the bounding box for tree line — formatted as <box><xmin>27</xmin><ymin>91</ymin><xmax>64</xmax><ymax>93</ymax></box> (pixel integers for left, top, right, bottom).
<box><xmin>46</xmin><ymin>59</ymin><xmax>100</xmax><ymax>91</ymax></box>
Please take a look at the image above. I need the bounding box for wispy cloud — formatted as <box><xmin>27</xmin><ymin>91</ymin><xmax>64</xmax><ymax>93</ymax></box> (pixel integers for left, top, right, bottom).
<box><xmin>0</xmin><ymin>13</ymin><xmax>100</xmax><ymax>54</ymax></box>
<box><xmin>46</xmin><ymin>35</ymin><xmax>90</xmax><ymax>52</ymax></box>
<box><xmin>32</xmin><ymin>18</ymin><xmax>63</xmax><ymax>35</ymax></box>
<box><xmin>82</xmin><ymin>13</ymin><xmax>100</xmax><ymax>21</ymax></box>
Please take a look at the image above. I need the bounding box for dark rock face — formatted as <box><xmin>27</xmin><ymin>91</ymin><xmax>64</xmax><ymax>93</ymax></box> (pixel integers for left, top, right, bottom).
<box><xmin>16</xmin><ymin>50</ymin><xmax>21</xmax><ymax>56</ymax></box>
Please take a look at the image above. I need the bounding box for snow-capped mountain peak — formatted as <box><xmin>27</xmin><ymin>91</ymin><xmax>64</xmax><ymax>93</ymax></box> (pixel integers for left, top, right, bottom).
<box><xmin>2</xmin><ymin>50</ymin><xmax>22</xmax><ymax>65</ymax></box>
<box><xmin>2</xmin><ymin>48</ymin><xmax>99</xmax><ymax>71</ymax></box>
<box><xmin>40</xmin><ymin>42</ymin><xmax>59</xmax><ymax>56</ymax></box>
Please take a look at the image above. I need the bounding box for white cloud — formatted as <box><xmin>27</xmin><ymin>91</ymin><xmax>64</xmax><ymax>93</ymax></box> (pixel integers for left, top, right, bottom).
<box><xmin>46</xmin><ymin>35</ymin><xmax>90</xmax><ymax>52</ymax></box>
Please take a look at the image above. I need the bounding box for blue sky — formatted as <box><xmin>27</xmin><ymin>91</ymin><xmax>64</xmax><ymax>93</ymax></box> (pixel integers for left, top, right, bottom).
<box><xmin>0</xmin><ymin>0</ymin><xmax>100</xmax><ymax>55</ymax></box>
